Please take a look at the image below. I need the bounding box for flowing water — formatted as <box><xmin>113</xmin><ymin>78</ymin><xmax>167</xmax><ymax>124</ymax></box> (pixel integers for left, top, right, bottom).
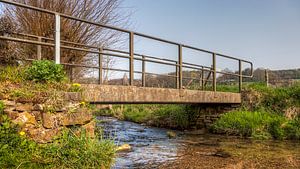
<box><xmin>97</xmin><ymin>116</ymin><xmax>300</xmax><ymax>169</ymax></box>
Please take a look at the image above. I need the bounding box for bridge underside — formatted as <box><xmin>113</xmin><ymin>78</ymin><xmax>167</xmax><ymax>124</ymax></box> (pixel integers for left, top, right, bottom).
<box><xmin>80</xmin><ymin>84</ymin><xmax>241</xmax><ymax>104</ymax></box>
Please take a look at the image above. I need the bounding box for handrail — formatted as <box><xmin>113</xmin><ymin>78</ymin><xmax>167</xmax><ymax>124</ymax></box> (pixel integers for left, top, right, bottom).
<box><xmin>0</xmin><ymin>0</ymin><xmax>253</xmax><ymax>92</ymax></box>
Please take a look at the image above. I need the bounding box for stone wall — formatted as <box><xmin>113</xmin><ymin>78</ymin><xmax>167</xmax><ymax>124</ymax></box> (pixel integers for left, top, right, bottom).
<box><xmin>2</xmin><ymin>99</ymin><xmax>95</xmax><ymax>143</ymax></box>
<box><xmin>192</xmin><ymin>104</ymin><xmax>239</xmax><ymax>129</ymax></box>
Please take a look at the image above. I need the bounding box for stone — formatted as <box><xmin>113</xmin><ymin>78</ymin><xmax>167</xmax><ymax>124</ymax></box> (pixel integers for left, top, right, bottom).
<box><xmin>33</xmin><ymin>104</ymin><xmax>43</xmax><ymax>111</ymax></box>
<box><xmin>166</xmin><ymin>131</ymin><xmax>176</xmax><ymax>138</ymax></box>
<box><xmin>284</xmin><ymin>107</ymin><xmax>300</xmax><ymax>120</ymax></box>
<box><xmin>28</xmin><ymin>127</ymin><xmax>62</xmax><ymax>144</ymax></box>
<box><xmin>60</xmin><ymin>108</ymin><xmax>93</xmax><ymax>126</ymax></box>
<box><xmin>64</xmin><ymin>92</ymin><xmax>82</xmax><ymax>101</ymax></box>
<box><xmin>12</xmin><ymin>112</ymin><xmax>36</xmax><ymax>126</ymax></box>
<box><xmin>116</xmin><ymin>144</ymin><xmax>131</xmax><ymax>152</ymax></box>
<box><xmin>75</xmin><ymin>120</ymin><xmax>96</xmax><ymax>138</ymax></box>
<box><xmin>6</xmin><ymin>111</ymin><xmax>19</xmax><ymax>120</ymax></box>
<box><xmin>95</xmin><ymin>104</ymin><xmax>113</xmax><ymax>110</ymax></box>
<box><xmin>2</xmin><ymin>100</ymin><xmax>16</xmax><ymax>106</ymax></box>
<box><xmin>4</xmin><ymin>106</ymin><xmax>16</xmax><ymax>113</ymax></box>
<box><xmin>42</xmin><ymin>112</ymin><xmax>60</xmax><ymax>129</ymax></box>
<box><xmin>32</xmin><ymin>111</ymin><xmax>42</xmax><ymax>121</ymax></box>
<box><xmin>81</xmin><ymin>120</ymin><xmax>96</xmax><ymax>138</ymax></box>
<box><xmin>16</xmin><ymin>103</ymin><xmax>33</xmax><ymax>112</ymax></box>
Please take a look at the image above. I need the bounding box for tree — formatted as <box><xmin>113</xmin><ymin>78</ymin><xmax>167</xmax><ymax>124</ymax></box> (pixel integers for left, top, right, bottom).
<box><xmin>2</xmin><ymin>0</ymin><xmax>131</xmax><ymax>80</ymax></box>
<box><xmin>0</xmin><ymin>15</ymin><xmax>18</xmax><ymax>66</ymax></box>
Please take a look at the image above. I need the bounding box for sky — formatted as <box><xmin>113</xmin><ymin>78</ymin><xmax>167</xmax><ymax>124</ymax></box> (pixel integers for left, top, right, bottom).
<box><xmin>122</xmin><ymin>0</ymin><xmax>300</xmax><ymax>70</ymax></box>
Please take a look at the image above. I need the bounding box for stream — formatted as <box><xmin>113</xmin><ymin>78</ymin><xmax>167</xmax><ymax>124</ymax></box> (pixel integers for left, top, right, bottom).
<box><xmin>97</xmin><ymin>116</ymin><xmax>300</xmax><ymax>169</ymax></box>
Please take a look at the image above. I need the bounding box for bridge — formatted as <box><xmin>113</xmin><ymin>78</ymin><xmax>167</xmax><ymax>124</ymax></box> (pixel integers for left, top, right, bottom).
<box><xmin>0</xmin><ymin>0</ymin><xmax>253</xmax><ymax>104</ymax></box>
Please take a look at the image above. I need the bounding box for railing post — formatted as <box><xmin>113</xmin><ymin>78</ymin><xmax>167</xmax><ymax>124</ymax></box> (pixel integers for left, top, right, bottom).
<box><xmin>176</xmin><ymin>61</ymin><xmax>179</xmax><ymax>89</ymax></box>
<box><xmin>142</xmin><ymin>55</ymin><xmax>146</xmax><ymax>87</ymax></box>
<box><xmin>212</xmin><ymin>53</ymin><xmax>217</xmax><ymax>92</ymax></box>
<box><xmin>201</xmin><ymin>66</ymin><xmax>204</xmax><ymax>90</ymax></box>
<box><xmin>239</xmin><ymin>60</ymin><xmax>242</xmax><ymax>92</ymax></box>
<box><xmin>99</xmin><ymin>48</ymin><xmax>103</xmax><ymax>84</ymax></box>
<box><xmin>37</xmin><ymin>37</ymin><xmax>42</xmax><ymax>60</ymax></box>
<box><xmin>54</xmin><ymin>14</ymin><xmax>61</xmax><ymax>64</ymax></box>
<box><xmin>265</xmin><ymin>69</ymin><xmax>269</xmax><ymax>87</ymax></box>
<box><xmin>178</xmin><ymin>45</ymin><xmax>183</xmax><ymax>89</ymax></box>
<box><xmin>129</xmin><ymin>32</ymin><xmax>134</xmax><ymax>85</ymax></box>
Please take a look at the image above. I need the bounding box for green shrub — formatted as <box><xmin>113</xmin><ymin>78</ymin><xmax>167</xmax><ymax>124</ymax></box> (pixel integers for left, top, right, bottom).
<box><xmin>0</xmin><ymin>115</ymin><xmax>115</xmax><ymax>169</ymax></box>
<box><xmin>25</xmin><ymin>60</ymin><xmax>66</xmax><ymax>82</ymax></box>
<box><xmin>0</xmin><ymin>101</ymin><xmax>4</xmax><ymax>114</ymax></box>
<box><xmin>68</xmin><ymin>83</ymin><xmax>82</xmax><ymax>92</ymax></box>
<box><xmin>284</xmin><ymin>118</ymin><xmax>300</xmax><ymax>140</ymax></box>
<box><xmin>0</xmin><ymin>66</ymin><xmax>27</xmax><ymax>83</ymax></box>
<box><xmin>211</xmin><ymin>110</ymin><xmax>300</xmax><ymax>140</ymax></box>
<box><xmin>102</xmin><ymin>104</ymin><xmax>195</xmax><ymax>129</ymax></box>
<box><xmin>245</xmin><ymin>83</ymin><xmax>300</xmax><ymax>113</ymax></box>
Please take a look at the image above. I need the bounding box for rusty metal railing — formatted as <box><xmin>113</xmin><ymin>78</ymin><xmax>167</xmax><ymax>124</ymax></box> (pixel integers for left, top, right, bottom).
<box><xmin>0</xmin><ymin>0</ymin><xmax>253</xmax><ymax>92</ymax></box>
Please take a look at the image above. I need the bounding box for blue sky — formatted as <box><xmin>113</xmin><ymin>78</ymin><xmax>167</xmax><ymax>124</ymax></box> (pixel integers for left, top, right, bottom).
<box><xmin>122</xmin><ymin>0</ymin><xmax>300</xmax><ymax>70</ymax></box>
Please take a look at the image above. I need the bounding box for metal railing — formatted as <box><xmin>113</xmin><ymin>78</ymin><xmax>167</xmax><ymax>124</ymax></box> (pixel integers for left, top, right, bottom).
<box><xmin>0</xmin><ymin>0</ymin><xmax>253</xmax><ymax>92</ymax></box>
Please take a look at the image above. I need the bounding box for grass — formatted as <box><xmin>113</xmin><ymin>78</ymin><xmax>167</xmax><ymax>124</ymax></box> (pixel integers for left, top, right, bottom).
<box><xmin>211</xmin><ymin>110</ymin><xmax>300</xmax><ymax>140</ymax></box>
<box><xmin>97</xmin><ymin>104</ymin><xmax>196</xmax><ymax>129</ymax></box>
<box><xmin>211</xmin><ymin>82</ymin><xmax>300</xmax><ymax>140</ymax></box>
<box><xmin>0</xmin><ymin>115</ymin><xmax>116</xmax><ymax>168</ymax></box>
<box><xmin>244</xmin><ymin>82</ymin><xmax>300</xmax><ymax>112</ymax></box>
<box><xmin>0</xmin><ymin>63</ymin><xmax>116</xmax><ymax>168</ymax></box>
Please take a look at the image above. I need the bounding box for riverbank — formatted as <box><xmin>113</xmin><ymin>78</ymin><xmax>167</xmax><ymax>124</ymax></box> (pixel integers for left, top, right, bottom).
<box><xmin>0</xmin><ymin>62</ymin><xmax>116</xmax><ymax>168</ymax></box>
<box><xmin>99</xmin><ymin>116</ymin><xmax>300</xmax><ymax>169</ymax></box>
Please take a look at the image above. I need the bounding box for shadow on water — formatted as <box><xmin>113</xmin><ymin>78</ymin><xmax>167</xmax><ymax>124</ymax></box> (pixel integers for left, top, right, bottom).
<box><xmin>97</xmin><ymin>116</ymin><xmax>300</xmax><ymax>169</ymax></box>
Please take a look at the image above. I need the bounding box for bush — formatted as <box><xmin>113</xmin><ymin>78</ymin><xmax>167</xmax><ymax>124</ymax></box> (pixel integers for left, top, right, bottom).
<box><xmin>0</xmin><ymin>115</ymin><xmax>115</xmax><ymax>168</ymax></box>
<box><xmin>99</xmin><ymin>104</ymin><xmax>195</xmax><ymax>129</ymax></box>
<box><xmin>244</xmin><ymin>83</ymin><xmax>300</xmax><ymax>113</ymax></box>
<box><xmin>284</xmin><ymin>118</ymin><xmax>300</xmax><ymax>140</ymax></box>
<box><xmin>0</xmin><ymin>66</ymin><xmax>26</xmax><ymax>83</ymax></box>
<box><xmin>0</xmin><ymin>101</ymin><xmax>4</xmax><ymax>114</ymax></box>
<box><xmin>25</xmin><ymin>60</ymin><xmax>66</xmax><ymax>82</ymax></box>
<box><xmin>211</xmin><ymin>110</ymin><xmax>300</xmax><ymax>140</ymax></box>
<box><xmin>68</xmin><ymin>83</ymin><xmax>83</xmax><ymax>92</ymax></box>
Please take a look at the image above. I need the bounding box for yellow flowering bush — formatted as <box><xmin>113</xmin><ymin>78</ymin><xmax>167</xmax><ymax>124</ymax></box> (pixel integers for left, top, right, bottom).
<box><xmin>69</xmin><ymin>83</ymin><xmax>82</xmax><ymax>92</ymax></box>
<box><xmin>19</xmin><ymin>131</ymin><xmax>25</xmax><ymax>136</ymax></box>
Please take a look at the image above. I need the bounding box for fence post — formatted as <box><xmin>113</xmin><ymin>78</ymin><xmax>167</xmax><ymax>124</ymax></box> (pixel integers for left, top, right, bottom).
<box><xmin>265</xmin><ymin>69</ymin><xmax>269</xmax><ymax>87</ymax></box>
<box><xmin>99</xmin><ymin>48</ymin><xmax>103</xmax><ymax>84</ymax></box>
<box><xmin>178</xmin><ymin>45</ymin><xmax>183</xmax><ymax>89</ymax></box>
<box><xmin>37</xmin><ymin>37</ymin><xmax>42</xmax><ymax>60</ymax></box>
<box><xmin>212</xmin><ymin>53</ymin><xmax>216</xmax><ymax>92</ymax></box>
<box><xmin>129</xmin><ymin>32</ymin><xmax>134</xmax><ymax>85</ymax></box>
<box><xmin>54</xmin><ymin>14</ymin><xmax>61</xmax><ymax>64</ymax></box>
<box><xmin>239</xmin><ymin>60</ymin><xmax>242</xmax><ymax>92</ymax></box>
<box><xmin>142</xmin><ymin>55</ymin><xmax>146</xmax><ymax>87</ymax></box>
<box><xmin>201</xmin><ymin>66</ymin><xmax>204</xmax><ymax>90</ymax></box>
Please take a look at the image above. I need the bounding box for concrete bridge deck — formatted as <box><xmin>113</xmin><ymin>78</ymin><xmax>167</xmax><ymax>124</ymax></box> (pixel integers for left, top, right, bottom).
<box><xmin>80</xmin><ymin>84</ymin><xmax>241</xmax><ymax>104</ymax></box>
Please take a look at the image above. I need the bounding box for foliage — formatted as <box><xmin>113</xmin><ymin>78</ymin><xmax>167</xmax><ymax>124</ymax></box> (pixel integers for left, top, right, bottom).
<box><xmin>68</xmin><ymin>83</ymin><xmax>82</xmax><ymax>92</ymax></box>
<box><xmin>25</xmin><ymin>60</ymin><xmax>66</xmax><ymax>83</ymax></box>
<box><xmin>244</xmin><ymin>83</ymin><xmax>300</xmax><ymax>113</ymax></box>
<box><xmin>0</xmin><ymin>66</ymin><xmax>27</xmax><ymax>83</ymax></box>
<box><xmin>0</xmin><ymin>101</ymin><xmax>4</xmax><ymax>114</ymax></box>
<box><xmin>211</xmin><ymin>110</ymin><xmax>300</xmax><ymax>140</ymax></box>
<box><xmin>0</xmin><ymin>116</ymin><xmax>115</xmax><ymax>169</ymax></box>
<box><xmin>98</xmin><ymin>104</ymin><xmax>196</xmax><ymax>129</ymax></box>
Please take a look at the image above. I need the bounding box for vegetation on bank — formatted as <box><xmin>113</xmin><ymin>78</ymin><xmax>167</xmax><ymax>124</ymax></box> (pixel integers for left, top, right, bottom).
<box><xmin>211</xmin><ymin>110</ymin><xmax>300</xmax><ymax>140</ymax></box>
<box><xmin>0</xmin><ymin>113</ymin><xmax>115</xmax><ymax>168</ymax></box>
<box><xmin>97</xmin><ymin>104</ymin><xmax>196</xmax><ymax>129</ymax></box>
<box><xmin>211</xmin><ymin>83</ymin><xmax>300</xmax><ymax>140</ymax></box>
<box><xmin>0</xmin><ymin>61</ymin><xmax>116</xmax><ymax>168</ymax></box>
